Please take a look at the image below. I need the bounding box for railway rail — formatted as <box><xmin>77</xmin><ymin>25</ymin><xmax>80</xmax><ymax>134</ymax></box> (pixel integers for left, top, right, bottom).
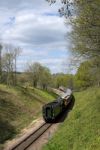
<box><xmin>6</xmin><ymin>123</ymin><xmax>52</xmax><ymax>150</ymax></box>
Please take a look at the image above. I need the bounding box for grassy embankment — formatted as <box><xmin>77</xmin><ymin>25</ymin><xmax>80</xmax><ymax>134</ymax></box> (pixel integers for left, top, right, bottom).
<box><xmin>43</xmin><ymin>87</ymin><xmax>100</xmax><ymax>150</ymax></box>
<box><xmin>0</xmin><ymin>84</ymin><xmax>56</xmax><ymax>149</ymax></box>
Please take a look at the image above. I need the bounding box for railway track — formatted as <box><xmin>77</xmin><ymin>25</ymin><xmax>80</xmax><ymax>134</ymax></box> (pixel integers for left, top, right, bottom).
<box><xmin>6</xmin><ymin>123</ymin><xmax>52</xmax><ymax>150</ymax></box>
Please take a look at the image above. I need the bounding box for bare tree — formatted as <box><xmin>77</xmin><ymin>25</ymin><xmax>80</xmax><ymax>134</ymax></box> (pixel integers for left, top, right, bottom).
<box><xmin>13</xmin><ymin>47</ymin><xmax>22</xmax><ymax>85</ymax></box>
<box><xmin>46</xmin><ymin>0</ymin><xmax>74</xmax><ymax>18</ymax></box>
<box><xmin>0</xmin><ymin>44</ymin><xmax>2</xmax><ymax>82</ymax></box>
<box><xmin>2</xmin><ymin>44</ymin><xmax>21</xmax><ymax>86</ymax></box>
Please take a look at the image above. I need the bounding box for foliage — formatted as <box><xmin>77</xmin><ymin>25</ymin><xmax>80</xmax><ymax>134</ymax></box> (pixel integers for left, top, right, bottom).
<box><xmin>53</xmin><ymin>73</ymin><xmax>74</xmax><ymax>89</ymax></box>
<box><xmin>71</xmin><ymin>0</ymin><xmax>100</xmax><ymax>58</ymax></box>
<box><xmin>47</xmin><ymin>0</ymin><xmax>100</xmax><ymax>58</ymax></box>
<box><xmin>26</xmin><ymin>62</ymin><xmax>42</xmax><ymax>87</ymax></box>
<box><xmin>46</xmin><ymin>0</ymin><xmax>100</xmax><ymax>84</ymax></box>
<box><xmin>39</xmin><ymin>66</ymin><xmax>52</xmax><ymax>90</ymax></box>
<box><xmin>26</xmin><ymin>62</ymin><xmax>52</xmax><ymax>89</ymax></box>
<box><xmin>73</xmin><ymin>59</ymin><xmax>100</xmax><ymax>90</ymax></box>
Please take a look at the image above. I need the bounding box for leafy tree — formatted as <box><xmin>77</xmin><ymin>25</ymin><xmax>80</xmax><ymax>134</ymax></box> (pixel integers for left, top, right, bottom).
<box><xmin>46</xmin><ymin>0</ymin><xmax>100</xmax><ymax>88</ymax></box>
<box><xmin>71</xmin><ymin>0</ymin><xmax>100</xmax><ymax>58</ymax></box>
<box><xmin>53</xmin><ymin>73</ymin><xmax>74</xmax><ymax>89</ymax></box>
<box><xmin>74</xmin><ymin>59</ymin><xmax>100</xmax><ymax>90</ymax></box>
<box><xmin>26</xmin><ymin>62</ymin><xmax>52</xmax><ymax>89</ymax></box>
<box><xmin>46</xmin><ymin>0</ymin><xmax>100</xmax><ymax>58</ymax></box>
<box><xmin>17</xmin><ymin>73</ymin><xmax>29</xmax><ymax>87</ymax></box>
<box><xmin>75</xmin><ymin>61</ymin><xmax>92</xmax><ymax>89</ymax></box>
<box><xmin>26</xmin><ymin>62</ymin><xmax>42</xmax><ymax>87</ymax></box>
<box><xmin>39</xmin><ymin>66</ymin><xmax>52</xmax><ymax>90</ymax></box>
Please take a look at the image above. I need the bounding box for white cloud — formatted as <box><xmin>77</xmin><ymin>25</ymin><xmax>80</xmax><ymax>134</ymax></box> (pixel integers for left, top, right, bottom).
<box><xmin>0</xmin><ymin>0</ymin><xmax>72</xmax><ymax>73</ymax></box>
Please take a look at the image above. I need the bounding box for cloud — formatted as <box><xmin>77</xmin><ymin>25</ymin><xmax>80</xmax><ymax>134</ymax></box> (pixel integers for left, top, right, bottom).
<box><xmin>0</xmin><ymin>0</ymin><xmax>72</xmax><ymax>73</ymax></box>
<box><xmin>2</xmin><ymin>12</ymin><xmax>67</xmax><ymax>44</ymax></box>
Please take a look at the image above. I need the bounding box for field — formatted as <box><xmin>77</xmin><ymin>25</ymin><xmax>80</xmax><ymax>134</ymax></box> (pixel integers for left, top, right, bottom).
<box><xmin>0</xmin><ymin>84</ymin><xmax>56</xmax><ymax>149</ymax></box>
<box><xmin>43</xmin><ymin>87</ymin><xmax>100</xmax><ymax>150</ymax></box>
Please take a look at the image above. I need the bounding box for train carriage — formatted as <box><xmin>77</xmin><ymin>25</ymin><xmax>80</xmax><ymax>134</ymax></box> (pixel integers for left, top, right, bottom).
<box><xmin>42</xmin><ymin>88</ymin><xmax>73</xmax><ymax>122</ymax></box>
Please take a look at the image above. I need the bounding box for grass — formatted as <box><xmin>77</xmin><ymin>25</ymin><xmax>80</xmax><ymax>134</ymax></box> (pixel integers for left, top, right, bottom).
<box><xmin>0</xmin><ymin>84</ymin><xmax>56</xmax><ymax>149</ymax></box>
<box><xmin>43</xmin><ymin>87</ymin><xmax>100</xmax><ymax>150</ymax></box>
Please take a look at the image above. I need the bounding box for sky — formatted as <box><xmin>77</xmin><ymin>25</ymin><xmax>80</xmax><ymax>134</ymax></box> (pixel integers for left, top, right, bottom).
<box><xmin>0</xmin><ymin>0</ymin><xmax>72</xmax><ymax>73</ymax></box>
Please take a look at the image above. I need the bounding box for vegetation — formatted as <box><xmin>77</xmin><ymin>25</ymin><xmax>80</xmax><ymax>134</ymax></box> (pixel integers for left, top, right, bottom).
<box><xmin>0</xmin><ymin>84</ymin><xmax>56</xmax><ymax>149</ymax></box>
<box><xmin>0</xmin><ymin>43</ymin><xmax>53</xmax><ymax>90</ymax></box>
<box><xmin>73</xmin><ymin>59</ymin><xmax>100</xmax><ymax>90</ymax></box>
<box><xmin>46</xmin><ymin>0</ymin><xmax>100</xmax><ymax>88</ymax></box>
<box><xmin>53</xmin><ymin>73</ymin><xmax>74</xmax><ymax>89</ymax></box>
<box><xmin>26</xmin><ymin>62</ymin><xmax>52</xmax><ymax>90</ymax></box>
<box><xmin>71</xmin><ymin>0</ymin><xmax>100</xmax><ymax>58</ymax></box>
<box><xmin>47</xmin><ymin>0</ymin><xmax>100</xmax><ymax>57</ymax></box>
<box><xmin>43</xmin><ymin>87</ymin><xmax>100</xmax><ymax>150</ymax></box>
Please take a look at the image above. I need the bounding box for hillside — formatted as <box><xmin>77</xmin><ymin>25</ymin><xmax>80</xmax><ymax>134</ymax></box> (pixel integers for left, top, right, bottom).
<box><xmin>43</xmin><ymin>87</ymin><xmax>100</xmax><ymax>150</ymax></box>
<box><xmin>0</xmin><ymin>84</ymin><xmax>56</xmax><ymax>149</ymax></box>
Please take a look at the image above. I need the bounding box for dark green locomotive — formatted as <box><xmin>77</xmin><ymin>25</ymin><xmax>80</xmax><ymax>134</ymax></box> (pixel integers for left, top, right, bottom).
<box><xmin>42</xmin><ymin>89</ymin><xmax>73</xmax><ymax>122</ymax></box>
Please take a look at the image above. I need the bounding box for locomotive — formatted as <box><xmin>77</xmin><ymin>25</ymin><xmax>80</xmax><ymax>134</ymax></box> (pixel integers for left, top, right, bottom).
<box><xmin>42</xmin><ymin>88</ymin><xmax>73</xmax><ymax>122</ymax></box>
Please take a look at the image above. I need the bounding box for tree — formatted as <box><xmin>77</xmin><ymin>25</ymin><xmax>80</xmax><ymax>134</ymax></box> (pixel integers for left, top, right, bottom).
<box><xmin>53</xmin><ymin>73</ymin><xmax>74</xmax><ymax>89</ymax></box>
<box><xmin>39</xmin><ymin>66</ymin><xmax>52</xmax><ymax>90</ymax></box>
<box><xmin>26</xmin><ymin>62</ymin><xmax>43</xmax><ymax>87</ymax></box>
<box><xmin>26</xmin><ymin>62</ymin><xmax>52</xmax><ymax>89</ymax></box>
<box><xmin>46</xmin><ymin>0</ymin><xmax>100</xmax><ymax>87</ymax></box>
<box><xmin>46</xmin><ymin>0</ymin><xmax>73</xmax><ymax>17</ymax></box>
<box><xmin>71</xmin><ymin>0</ymin><xmax>100</xmax><ymax>58</ymax></box>
<box><xmin>2</xmin><ymin>44</ymin><xmax>21</xmax><ymax>86</ymax></box>
<box><xmin>13</xmin><ymin>47</ymin><xmax>22</xmax><ymax>85</ymax></box>
<box><xmin>2</xmin><ymin>52</ymin><xmax>14</xmax><ymax>86</ymax></box>
<box><xmin>46</xmin><ymin>0</ymin><xmax>100</xmax><ymax>58</ymax></box>
<box><xmin>17</xmin><ymin>73</ymin><xmax>29</xmax><ymax>86</ymax></box>
<box><xmin>75</xmin><ymin>61</ymin><xmax>93</xmax><ymax>89</ymax></box>
<box><xmin>73</xmin><ymin>59</ymin><xmax>100</xmax><ymax>90</ymax></box>
<box><xmin>0</xmin><ymin>44</ymin><xmax>2</xmax><ymax>82</ymax></box>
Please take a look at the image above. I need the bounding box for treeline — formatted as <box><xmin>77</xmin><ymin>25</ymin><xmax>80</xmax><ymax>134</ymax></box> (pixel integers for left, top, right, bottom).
<box><xmin>0</xmin><ymin>43</ymin><xmax>52</xmax><ymax>89</ymax></box>
<box><xmin>53</xmin><ymin>59</ymin><xmax>100</xmax><ymax>90</ymax></box>
<box><xmin>0</xmin><ymin>42</ymin><xmax>99</xmax><ymax>91</ymax></box>
<box><xmin>19</xmin><ymin>62</ymin><xmax>52</xmax><ymax>90</ymax></box>
<box><xmin>17</xmin><ymin>59</ymin><xmax>100</xmax><ymax>91</ymax></box>
<box><xmin>70</xmin><ymin>0</ymin><xmax>100</xmax><ymax>89</ymax></box>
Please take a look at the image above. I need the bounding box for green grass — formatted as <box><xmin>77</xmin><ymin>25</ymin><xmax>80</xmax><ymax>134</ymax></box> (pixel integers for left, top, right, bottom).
<box><xmin>43</xmin><ymin>87</ymin><xmax>100</xmax><ymax>150</ymax></box>
<box><xmin>0</xmin><ymin>84</ymin><xmax>56</xmax><ymax>149</ymax></box>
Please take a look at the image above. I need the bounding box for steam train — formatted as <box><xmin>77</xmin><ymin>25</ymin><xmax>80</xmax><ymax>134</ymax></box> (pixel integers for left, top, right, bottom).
<box><xmin>42</xmin><ymin>88</ymin><xmax>73</xmax><ymax>122</ymax></box>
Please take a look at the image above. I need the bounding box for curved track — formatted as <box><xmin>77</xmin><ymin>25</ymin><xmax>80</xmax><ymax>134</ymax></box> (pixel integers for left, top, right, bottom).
<box><xmin>9</xmin><ymin>123</ymin><xmax>52</xmax><ymax>150</ymax></box>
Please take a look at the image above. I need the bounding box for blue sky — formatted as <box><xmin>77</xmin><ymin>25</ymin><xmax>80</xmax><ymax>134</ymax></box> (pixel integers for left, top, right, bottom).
<box><xmin>0</xmin><ymin>0</ymin><xmax>72</xmax><ymax>73</ymax></box>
